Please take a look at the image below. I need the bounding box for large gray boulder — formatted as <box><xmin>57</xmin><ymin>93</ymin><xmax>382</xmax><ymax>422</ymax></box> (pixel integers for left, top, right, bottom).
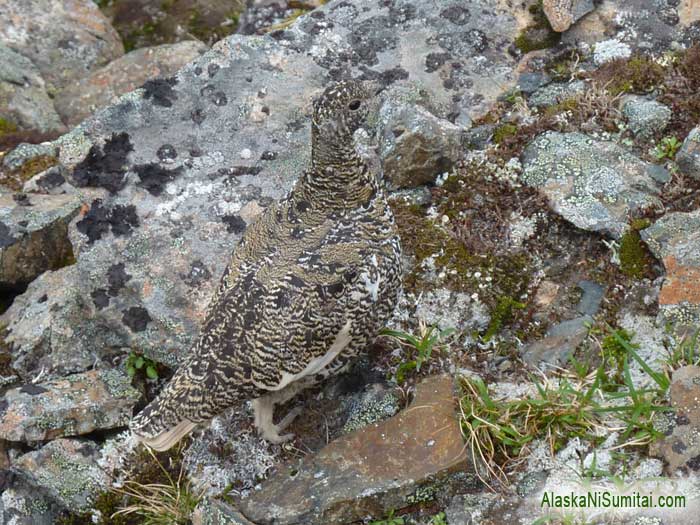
<box><xmin>2</xmin><ymin>0</ymin><xmax>527</xmax><ymax>378</ymax></box>
<box><xmin>0</xmin><ymin>43</ymin><xmax>65</xmax><ymax>134</ymax></box>
<box><xmin>0</xmin><ymin>0</ymin><xmax>124</xmax><ymax>92</ymax></box>
<box><xmin>677</xmin><ymin>126</ymin><xmax>700</xmax><ymax>181</ymax></box>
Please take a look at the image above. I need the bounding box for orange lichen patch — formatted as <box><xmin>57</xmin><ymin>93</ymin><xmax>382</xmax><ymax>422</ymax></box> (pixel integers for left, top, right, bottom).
<box><xmin>659</xmin><ymin>256</ymin><xmax>700</xmax><ymax>305</ymax></box>
<box><xmin>142</xmin><ymin>280</ymin><xmax>153</xmax><ymax>298</ymax></box>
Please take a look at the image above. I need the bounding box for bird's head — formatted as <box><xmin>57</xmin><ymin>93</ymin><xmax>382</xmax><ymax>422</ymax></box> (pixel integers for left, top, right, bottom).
<box><xmin>312</xmin><ymin>80</ymin><xmax>378</xmax><ymax>140</ymax></box>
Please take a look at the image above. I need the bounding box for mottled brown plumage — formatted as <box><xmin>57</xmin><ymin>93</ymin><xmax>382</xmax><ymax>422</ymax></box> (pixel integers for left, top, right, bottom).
<box><xmin>130</xmin><ymin>80</ymin><xmax>402</xmax><ymax>450</ymax></box>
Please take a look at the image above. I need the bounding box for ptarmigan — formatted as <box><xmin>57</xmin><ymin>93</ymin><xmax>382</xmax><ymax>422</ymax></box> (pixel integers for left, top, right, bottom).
<box><xmin>130</xmin><ymin>80</ymin><xmax>402</xmax><ymax>450</ymax></box>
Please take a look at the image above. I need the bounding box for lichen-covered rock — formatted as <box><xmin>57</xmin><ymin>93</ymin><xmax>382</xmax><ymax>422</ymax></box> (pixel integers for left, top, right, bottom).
<box><xmin>0</xmin><ymin>0</ymin><xmax>124</xmax><ymax>92</ymax></box>
<box><xmin>0</xmin><ymin>193</ymin><xmax>80</xmax><ymax>288</ymax></box>
<box><xmin>650</xmin><ymin>365</ymin><xmax>700</xmax><ymax>473</ymax></box>
<box><xmin>677</xmin><ymin>126</ymin><xmax>700</xmax><ymax>181</ymax></box>
<box><xmin>0</xmin><ymin>266</ymin><xmax>121</xmax><ymax>381</ymax></box>
<box><xmin>521</xmin><ymin>131</ymin><xmax>665</xmax><ymax>238</ymax></box>
<box><xmin>2</xmin><ymin>0</ymin><xmax>527</xmax><ymax>374</ymax></box>
<box><xmin>414</xmin><ymin>289</ymin><xmax>490</xmax><ymax>332</ymax></box>
<box><xmin>378</xmin><ymin>87</ymin><xmax>465</xmax><ymax>188</ymax></box>
<box><xmin>0</xmin><ymin>43</ymin><xmax>66</xmax><ymax>134</ymax></box>
<box><xmin>543</xmin><ymin>0</ymin><xmax>595</xmax><ymax>32</ymax></box>
<box><xmin>55</xmin><ymin>41</ymin><xmax>209</xmax><ymax>127</ymax></box>
<box><xmin>641</xmin><ymin>209</ymin><xmax>700</xmax><ymax>326</ymax></box>
<box><xmin>528</xmin><ymin>80</ymin><xmax>586</xmax><ymax>109</ymax></box>
<box><xmin>340</xmin><ymin>383</ymin><xmax>400</xmax><ymax>435</ymax></box>
<box><xmin>620</xmin><ymin>95</ymin><xmax>671</xmax><ymax>139</ymax></box>
<box><xmin>12</xmin><ymin>438</ymin><xmax>109</xmax><ymax>511</ymax></box>
<box><xmin>0</xmin><ymin>369</ymin><xmax>140</xmax><ymax>442</ymax></box>
<box><xmin>563</xmin><ymin>0</ymin><xmax>700</xmax><ymax>51</ymax></box>
<box><xmin>236</xmin><ymin>375</ymin><xmax>473</xmax><ymax>524</ymax></box>
<box><xmin>192</xmin><ymin>498</ymin><xmax>256</xmax><ymax>525</ymax></box>
<box><xmin>0</xmin><ymin>481</ymin><xmax>61</xmax><ymax>525</ymax></box>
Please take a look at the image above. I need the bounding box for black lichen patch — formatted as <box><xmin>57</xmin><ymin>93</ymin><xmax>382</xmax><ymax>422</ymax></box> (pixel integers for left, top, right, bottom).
<box><xmin>156</xmin><ymin>144</ymin><xmax>177</xmax><ymax>162</ymax></box>
<box><xmin>208</xmin><ymin>63</ymin><xmax>220</xmax><ymax>78</ymax></box>
<box><xmin>38</xmin><ymin>294</ymin><xmax>47</xmax><ymax>303</ymax></box>
<box><xmin>122</xmin><ymin>306</ymin><xmax>152</xmax><ymax>332</ymax></box>
<box><xmin>72</xmin><ymin>132</ymin><xmax>134</xmax><ymax>193</ymax></box>
<box><xmin>440</xmin><ymin>5</ymin><xmax>471</xmax><ymax>25</ymax></box>
<box><xmin>425</xmin><ymin>52</ymin><xmax>451</xmax><ymax>73</ymax></box>
<box><xmin>218</xmin><ymin>166</ymin><xmax>263</xmax><ymax>179</ymax></box>
<box><xmin>19</xmin><ymin>384</ymin><xmax>48</xmax><ymax>395</ymax></box>
<box><xmin>0</xmin><ymin>222</ymin><xmax>16</xmax><ymax>249</ymax></box>
<box><xmin>260</xmin><ymin>151</ymin><xmax>277</xmax><ymax>161</ymax></box>
<box><xmin>348</xmin><ymin>17</ymin><xmax>397</xmax><ymax>66</ymax></box>
<box><xmin>107</xmin><ymin>263</ymin><xmax>132</xmax><ymax>296</ymax></box>
<box><xmin>183</xmin><ymin>260</ymin><xmax>212</xmax><ymax>287</ymax></box>
<box><xmin>36</xmin><ymin>168</ymin><xmax>66</xmax><ymax>190</ymax></box>
<box><xmin>91</xmin><ymin>289</ymin><xmax>110</xmax><ymax>309</ymax></box>
<box><xmin>141</xmin><ymin>77</ymin><xmax>178</xmax><ymax>107</ymax></box>
<box><xmin>358</xmin><ymin>66</ymin><xmax>409</xmax><ymax>87</ymax></box>
<box><xmin>200</xmin><ymin>85</ymin><xmax>228</xmax><ymax>106</ymax></box>
<box><xmin>222</xmin><ymin>214</ymin><xmax>247</xmax><ymax>234</ymax></box>
<box><xmin>76</xmin><ymin>200</ymin><xmax>140</xmax><ymax>244</ymax></box>
<box><xmin>134</xmin><ymin>163</ymin><xmax>183</xmax><ymax>196</ymax></box>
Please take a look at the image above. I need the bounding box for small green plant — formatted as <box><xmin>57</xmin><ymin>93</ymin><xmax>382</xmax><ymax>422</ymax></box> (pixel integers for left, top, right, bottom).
<box><xmin>112</xmin><ymin>447</ymin><xmax>202</xmax><ymax>525</ymax></box>
<box><xmin>126</xmin><ymin>352</ymin><xmax>159</xmax><ymax>380</ymax></box>
<box><xmin>664</xmin><ymin>329</ymin><xmax>700</xmax><ymax>371</ymax></box>
<box><xmin>429</xmin><ymin>511</ymin><xmax>448</xmax><ymax>525</ymax></box>
<box><xmin>370</xmin><ymin>509</ymin><xmax>405</xmax><ymax>525</ymax></box>
<box><xmin>653</xmin><ymin>136</ymin><xmax>682</xmax><ymax>160</ymax></box>
<box><xmin>381</xmin><ymin>323</ymin><xmax>455</xmax><ymax>384</ymax></box>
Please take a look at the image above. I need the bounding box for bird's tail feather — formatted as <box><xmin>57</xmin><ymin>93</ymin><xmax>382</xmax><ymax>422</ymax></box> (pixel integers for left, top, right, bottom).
<box><xmin>135</xmin><ymin>419</ymin><xmax>197</xmax><ymax>451</ymax></box>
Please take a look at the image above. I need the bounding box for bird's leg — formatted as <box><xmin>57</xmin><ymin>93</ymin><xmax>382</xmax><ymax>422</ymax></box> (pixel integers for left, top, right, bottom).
<box><xmin>252</xmin><ymin>379</ymin><xmax>310</xmax><ymax>443</ymax></box>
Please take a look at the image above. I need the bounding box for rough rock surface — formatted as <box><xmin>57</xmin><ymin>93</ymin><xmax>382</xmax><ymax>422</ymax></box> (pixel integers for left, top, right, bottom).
<box><xmin>677</xmin><ymin>126</ymin><xmax>700</xmax><ymax>180</ymax></box>
<box><xmin>0</xmin><ymin>369</ymin><xmax>140</xmax><ymax>442</ymax></box>
<box><xmin>235</xmin><ymin>375</ymin><xmax>472</xmax><ymax>524</ymax></box>
<box><xmin>0</xmin><ymin>193</ymin><xmax>80</xmax><ymax>288</ymax></box>
<box><xmin>55</xmin><ymin>41</ymin><xmax>209</xmax><ymax>127</ymax></box>
<box><xmin>649</xmin><ymin>365</ymin><xmax>700</xmax><ymax>473</ymax></box>
<box><xmin>0</xmin><ymin>0</ymin><xmax>124</xmax><ymax>92</ymax></box>
<box><xmin>543</xmin><ymin>0</ymin><xmax>595</xmax><ymax>32</ymax></box>
<box><xmin>620</xmin><ymin>95</ymin><xmax>671</xmax><ymax>139</ymax></box>
<box><xmin>641</xmin><ymin>209</ymin><xmax>700</xmax><ymax>325</ymax></box>
<box><xmin>522</xmin><ymin>280</ymin><xmax>603</xmax><ymax>367</ymax></box>
<box><xmin>0</xmin><ymin>481</ymin><xmax>61</xmax><ymax>525</ymax></box>
<box><xmin>378</xmin><ymin>87</ymin><xmax>466</xmax><ymax>188</ymax></box>
<box><xmin>2</xmin><ymin>0</ymin><xmax>527</xmax><ymax>375</ymax></box>
<box><xmin>528</xmin><ymin>80</ymin><xmax>586</xmax><ymax>109</ymax></box>
<box><xmin>0</xmin><ymin>43</ymin><xmax>66</xmax><ymax>134</ymax></box>
<box><xmin>12</xmin><ymin>438</ymin><xmax>109</xmax><ymax>511</ymax></box>
<box><xmin>521</xmin><ymin>131</ymin><xmax>665</xmax><ymax>239</ymax></box>
<box><xmin>563</xmin><ymin>0</ymin><xmax>700</xmax><ymax>51</ymax></box>
<box><xmin>192</xmin><ymin>498</ymin><xmax>256</xmax><ymax>525</ymax></box>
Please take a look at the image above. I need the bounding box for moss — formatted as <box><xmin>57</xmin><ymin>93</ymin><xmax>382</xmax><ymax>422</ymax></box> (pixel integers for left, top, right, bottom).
<box><xmin>543</xmin><ymin>96</ymin><xmax>580</xmax><ymax>118</ymax></box>
<box><xmin>0</xmin><ymin>118</ymin><xmax>19</xmax><ymax>136</ymax></box>
<box><xmin>619</xmin><ymin>225</ymin><xmax>653</xmax><ymax>279</ymax></box>
<box><xmin>591</xmin><ymin>55</ymin><xmax>666</xmax><ymax>96</ymax></box>
<box><xmin>1</xmin><ymin>154</ymin><xmax>59</xmax><ymax>191</ymax></box>
<box><xmin>514</xmin><ymin>1</ymin><xmax>561</xmax><ymax>53</ymax></box>
<box><xmin>492</xmin><ymin>123</ymin><xmax>518</xmax><ymax>144</ymax></box>
<box><xmin>484</xmin><ymin>296</ymin><xmax>526</xmax><ymax>341</ymax></box>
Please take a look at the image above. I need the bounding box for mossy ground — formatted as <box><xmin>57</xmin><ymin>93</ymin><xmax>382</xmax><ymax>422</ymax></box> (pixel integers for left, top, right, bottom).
<box><xmin>0</xmin><ymin>154</ymin><xmax>58</xmax><ymax>191</ymax></box>
<box><xmin>514</xmin><ymin>1</ymin><xmax>561</xmax><ymax>53</ymax></box>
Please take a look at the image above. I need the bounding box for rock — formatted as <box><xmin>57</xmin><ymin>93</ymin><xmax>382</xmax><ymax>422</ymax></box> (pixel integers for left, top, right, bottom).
<box><xmin>593</xmin><ymin>39</ymin><xmax>632</xmax><ymax>65</ymax></box>
<box><xmin>677</xmin><ymin>126</ymin><xmax>700</xmax><ymax>180</ymax></box>
<box><xmin>528</xmin><ymin>80</ymin><xmax>586</xmax><ymax>109</ymax></box>
<box><xmin>618</xmin><ymin>312</ymin><xmax>669</xmax><ymax>390</ymax></box>
<box><xmin>641</xmin><ymin>209</ymin><xmax>700</xmax><ymax>326</ymax></box>
<box><xmin>0</xmin><ymin>266</ymin><xmax>121</xmax><ymax>381</ymax></box>
<box><xmin>236</xmin><ymin>375</ymin><xmax>473</xmax><ymax>524</ymax></box>
<box><xmin>340</xmin><ymin>383</ymin><xmax>400</xmax><ymax>435</ymax></box>
<box><xmin>1</xmin><ymin>0</ymin><xmax>527</xmax><ymax>373</ymax></box>
<box><xmin>0</xmin><ymin>481</ymin><xmax>62</xmax><ymax>525</ymax></box>
<box><xmin>12</xmin><ymin>438</ymin><xmax>109</xmax><ymax>511</ymax></box>
<box><xmin>55</xmin><ymin>41</ymin><xmax>209</xmax><ymax>128</ymax></box>
<box><xmin>563</xmin><ymin>0</ymin><xmax>700</xmax><ymax>52</ymax></box>
<box><xmin>378</xmin><ymin>87</ymin><xmax>465</xmax><ymax>189</ymax></box>
<box><xmin>521</xmin><ymin>131</ymin><xmax>664</xmax><ymax>239</ymax></box>
<box><xmin>414</xmin><ymin>289</ymin><xmax>491</xmax><ymax>332</ymax></box>
<box><xmin>620</xmin><ymin>95</ymin><xmax>671</xmax><ymax>139</ymax></box>
<box><xmin>0</xmin><ymin>0</ymin><xmax>124</xmax><ymax>92</ymax></box>
<box><xmin>649</xmin><ymin>365</ymin><xmax>700</xmax><ymax>473</ymax></box>
<box><xmin>0</xmin><ymin>193</ymin><xmax>80</xmax><ymax>288</ymax></box>
<box><xmin>192</xmin><ymin>498</ymin><xmax>256</xmax><ymax>525</ymax></box>
<box><xmin>517</xmin><ymin>71</ymin><xmax>551</xmax><ymax>95</ymax></box>
<box><xmin>523</xmin><ymin>280</ymin><xmax>603</xmax><ymax>368</ymax></box>
<box><xmin>543</xmin><ymin>0</ymin><xmax>595</xmax><ymax>32</ymax></box>
<box><xmin>0</xmin><ymin>43</ymin><xmax>66</xmax><ymax>134</ymax></box>
<box><xmin>0</xmin><ymin>368</ymin><xmax>139</xmax><ymax>442</ymax></box>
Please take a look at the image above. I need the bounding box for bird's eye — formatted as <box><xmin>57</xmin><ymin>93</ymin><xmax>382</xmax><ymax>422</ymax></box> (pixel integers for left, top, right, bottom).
<box><xmin>348</xmin><ymin>99</ymin><xmax>361</xmax><ymax>111</ymax></box>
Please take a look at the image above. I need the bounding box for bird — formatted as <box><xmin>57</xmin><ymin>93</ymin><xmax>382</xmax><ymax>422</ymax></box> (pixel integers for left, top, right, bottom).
<box><xmin>130</xmin><ymin>79</ymin><xmax>403</xmax><ymax>450</ymax></box>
